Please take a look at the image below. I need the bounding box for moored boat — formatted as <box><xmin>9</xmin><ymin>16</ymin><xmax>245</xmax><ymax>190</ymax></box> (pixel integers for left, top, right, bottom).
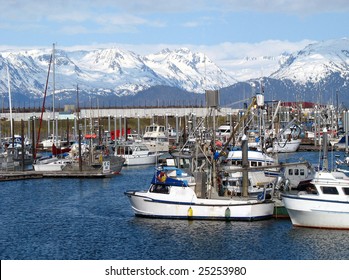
<box><xmin>114</xmin><ymin>142</ymin><xmax>159</xmax><ymax>166</ymax></box>
<box><xmin>281</xmin><ymin>170</ymin><xmax>349</xmax><ymax>229</ymax></box>
<box><xmin>125</xmin><ymin>169</ymin><xmax>274</xmax><ymax>221</ymax></box>
<box><xmin>142</xmin><ymin>123</ymin><xmax>169</xmax><ymax>153</ymax></box>
<box><xmin>33</xmin><ymin>157</ymin><xmax>68</xmax><ymax>171</ymax></box>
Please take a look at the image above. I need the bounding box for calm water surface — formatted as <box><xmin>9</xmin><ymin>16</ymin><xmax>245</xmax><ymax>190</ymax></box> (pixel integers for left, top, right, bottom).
<box><xmin>1</xmin><ymin>151</ymin><xmax>349</xmax><ymax>260</ymax></box>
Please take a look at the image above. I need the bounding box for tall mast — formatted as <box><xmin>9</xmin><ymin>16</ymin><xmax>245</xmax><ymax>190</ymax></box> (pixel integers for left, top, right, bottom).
<box><xmin>52</xmin><ymin>43</ymin><xmax>56</xmax><ymax>145</ymax></box>
<box><xmin>6</xmin><ymin>65</ymin><xmax>13</xmax><ymax>137</ymax></box>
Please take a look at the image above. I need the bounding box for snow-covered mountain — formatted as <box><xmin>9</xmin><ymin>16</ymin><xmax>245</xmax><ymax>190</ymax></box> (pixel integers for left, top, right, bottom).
<box><xmin>0</xmin><ymin>46</ymin><xmax>235</xmax><ymax>101</ymax></box>
<box><xmin>271</xmin><ymin>38</ymin><xmax>349</xmax><ymax>85</ymax></box>
<box><xmin>1</xmin><ymin>38</ymin><xmax>349</xmax><ymax>107</ymax></box>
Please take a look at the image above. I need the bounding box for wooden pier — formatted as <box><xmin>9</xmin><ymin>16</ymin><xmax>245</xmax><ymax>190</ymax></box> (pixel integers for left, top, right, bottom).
<box><xmin>298</xmin><ymin>144</ymin><xmax>322</xmax><ymax>151</ymax></box>
<box><xmin>0</xmin><ymin>170</ymin><xmax>113</xmax><ymax>181</ymax></box>
<box><xmin>41</xmin><ymin>171</ymin><xmax>113</xmax><ymax>178</ymax></box>
<box><xmin>0</xmin><ymin>171</ymin><xmax>43</xmax><ymax>181</ymax></box>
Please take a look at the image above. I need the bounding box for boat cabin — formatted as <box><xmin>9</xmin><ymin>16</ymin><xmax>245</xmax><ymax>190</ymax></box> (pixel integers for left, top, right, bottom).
<box><xmin>143</xmin><ymin>124</ymin><xmax>167</xmax><ymax>141</ymax></box>
<box><xmin>283</xmin><ymin>162</ymin><xmax>315</xmax><ymax>190</ymax></box>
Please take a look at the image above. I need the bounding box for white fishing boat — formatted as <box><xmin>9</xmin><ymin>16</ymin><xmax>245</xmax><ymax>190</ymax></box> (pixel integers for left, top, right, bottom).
<box><xmin>219</xmin><ymin>149</ymin><xmax>278</xmax><ymax>197</ymax></box>
<box><xmin>282</xmin><ymin>128</ymin><xmax>349</xmax><ymax>229</ymax></box>
<box><xmin>125</xmin><ymin>140</ymin><xmax>274</xmax><ymax>220</ymax></box>
<box><xmin>142</xmin><ymin>124</ymin><xmax>169</xmax><ymax>153</ymax></box>
<box><xmin>219</xmin><ymin>168</ymin><xmax>275</xmax><ymax>198</ymax></box>
<box><xmin>225</xmin><ymin>149</ymin><xmax>276</xmax><ymax>167</ymax></box>
<box><xmin>125</xmin><ymin>92</ymin><xmax>274</xmax><ymax>221</ymax></box>
<box><xmin>115</xmin><ymin>142</ymin><xmax>159</xmax><ymax>166</ymax></box>
<box><xmin>281</xmin><ymin>170</ymin><xmax>349</xmax><ymax>229</ymax></box>
<box><xmin>125</xmin><ymin>168</ymin><xmax>274</xmax><ymax>221</ymax></box>
<box><xmin>224</xmin><ymin>149</ymin><xmax>280</xmax><ymax>177</ymax></box>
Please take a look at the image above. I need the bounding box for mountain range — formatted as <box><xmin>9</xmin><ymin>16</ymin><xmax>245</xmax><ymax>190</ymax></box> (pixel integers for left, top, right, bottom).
<box><xmin>0</xmin><ymin>38</ymin><xmax>349</xmax><ymax>109</ymax></box>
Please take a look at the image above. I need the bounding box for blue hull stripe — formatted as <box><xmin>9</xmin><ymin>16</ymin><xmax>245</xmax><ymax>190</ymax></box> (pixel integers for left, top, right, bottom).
<box><xmin>281</xmin><ymin>194</ymin><xmax>349</xmax><ymax>205</ymax></box>
<box><xmin>125</xmin><ymin>192</ymin><xmax>273</xmax><ymax>207</ymax></box>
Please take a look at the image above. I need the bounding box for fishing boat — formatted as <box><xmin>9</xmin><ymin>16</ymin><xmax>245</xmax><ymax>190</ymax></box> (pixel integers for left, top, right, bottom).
<box><xmin>219</xmin><ymin>168</ymin><xmax>275</xmax><ymax>198</ymax></box>
<box><xmin>125</xmin><ymin>92</ymin><xmax>275</xmax><ymax>221</ymax></box>
<box><xmin>142</xmin><ymin>124</ymin><xmax>169</xmax><ymax>153</ymax></box>
<box><xmin>218</xmin><ymin>149</ymin><xmax>278</xmax><ymax>197</ymax></box>
<box><xmin>281</xmin><ymin>170</ymin><xmax>349</xmax><ymax>229</ymax></box>
<box><xmin>125</xmin><ymin>138</ymin><xmax>274</xmax><ymax>221</ymax></box>
<box><xmin>124</xmin><ymin>168</ymin><xmax>274</xmax><ymax>221</ymax></box>
<box><xmin>114</xmin><ymin>142</ymin><xmax>159</xmax><ymax>166</ymax></box>
<box><xmin>281</xmin><ymin>128</ymin><xmax>349</xmax><ymax>229</ymax></box>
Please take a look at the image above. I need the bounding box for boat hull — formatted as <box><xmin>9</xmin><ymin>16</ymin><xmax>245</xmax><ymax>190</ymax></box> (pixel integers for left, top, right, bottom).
<box><xmin>269</xmin><ymin>139</ymin><xmax>301</xmax><ymax>153</ymax></box>
<box><xmin>125</xmin><ymin>191</ymin><xmax>274</xmax><ymax>221</ymax></box>
<box><xmin>33</xmin><ymin>163</ymin><xmax>65</xmax><ymax>171</ymax></box>
<box><xmin>281</xmin><ymin>194</ymin><xmax>349</xmax><ymax>229</ymax></box>
<box><xmin>124</xmin><ymin>155</ymin><xmax>157</xmax><ymax>166</ymax></box>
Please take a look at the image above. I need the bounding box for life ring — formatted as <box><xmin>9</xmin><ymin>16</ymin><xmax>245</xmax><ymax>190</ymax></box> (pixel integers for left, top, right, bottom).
<box><xmin>157</xmin><ymin>171</ymin><xmax>167</xmax><ymax>182</ymax></box>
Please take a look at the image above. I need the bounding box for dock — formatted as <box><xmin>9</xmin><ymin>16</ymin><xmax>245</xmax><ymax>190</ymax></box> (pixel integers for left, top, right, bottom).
<box><xmin>40</xmin><ymin>171</ymin><xmax>113</xmax><ymax>178</ymax></box>
<box><xmin>298</xmin><ymin>144</ymin><xmax>322</xmax><ymax>151</ymax></box>
<box><xmin>0</xmin><ymin>171</ymin><xmax>43</xmax><ymax>181</ymax></box>
<box><xmin>0</xmin><ymin>170</ymin><xmax>113</xmax><ymax>181</ymax></box>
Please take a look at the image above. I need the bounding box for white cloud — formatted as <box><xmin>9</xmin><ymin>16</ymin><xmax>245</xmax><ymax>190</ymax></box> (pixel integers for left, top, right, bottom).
<box><xmin>214</xmin><ymin>0</ymin><xmax>349</xmax><ymax>14</ymax></box>
<box><xmin>4</xmin><ymin>0</ymin><xmax>348</xmax><ymax>23</ymax></box>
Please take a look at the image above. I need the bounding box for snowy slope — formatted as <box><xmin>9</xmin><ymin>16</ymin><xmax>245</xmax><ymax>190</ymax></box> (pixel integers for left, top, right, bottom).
<box><xmin>0</xmin><ymin>46</ymin><xmax>236</xmax><ymax>98</ymax></box>
<box><xmin>271</xmin><ymin>38</ymin><xmax>349</xmax><ymax>84</ymax></box>
<box><xmin>144</xmin><ymin>48</ymin><xmax>236</xmax><ymax>92</ymax></box>
<box><xmin>1</xmin><ymin>38</ymin><xmax>349</xmax><ymax>104</ymax></box>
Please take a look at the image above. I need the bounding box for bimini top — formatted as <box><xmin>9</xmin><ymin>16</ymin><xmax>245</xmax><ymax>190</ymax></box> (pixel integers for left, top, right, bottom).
<box><xmin>151</xmin><ymin>171</ymin><xmax>188</xmax><ymax>187</ymax></box>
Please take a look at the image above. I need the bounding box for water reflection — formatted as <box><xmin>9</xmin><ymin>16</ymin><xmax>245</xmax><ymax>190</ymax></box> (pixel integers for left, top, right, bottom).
<box><xmin>2</xmin><ymin>159</ymin><xmax>349</xmax><ymax>260</ymax></box>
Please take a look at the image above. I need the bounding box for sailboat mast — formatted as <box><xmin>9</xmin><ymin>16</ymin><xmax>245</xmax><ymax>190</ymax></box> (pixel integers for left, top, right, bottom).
<box><xmin>52</xmin><ymin>43</ymin><xmax>56</xmax><ymax>145</ymax></box>
<box><xmin>6</xmin><ymin>65</ymin><xmax>13</xmax><ymax>137</ymax></box>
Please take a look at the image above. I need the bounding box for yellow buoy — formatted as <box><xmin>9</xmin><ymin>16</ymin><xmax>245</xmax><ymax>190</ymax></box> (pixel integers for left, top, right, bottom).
<box><xmin>188</xmin><ymin>207</ymin><xmax>193</xmax><ymax>218</ymax></box>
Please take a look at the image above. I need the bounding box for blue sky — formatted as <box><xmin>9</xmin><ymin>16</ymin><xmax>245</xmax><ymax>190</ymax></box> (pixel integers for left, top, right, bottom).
<box><xmin>1</xmin><ymin>0</ymin><xmax>349</xmax><ymax>69</ymax></box>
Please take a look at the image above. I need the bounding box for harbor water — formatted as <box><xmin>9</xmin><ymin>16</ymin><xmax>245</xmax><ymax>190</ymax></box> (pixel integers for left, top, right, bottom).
<box><xmin>1</xmin><ymin>151</ymin><xmax>349</xmax><ymax>260</ymax></box>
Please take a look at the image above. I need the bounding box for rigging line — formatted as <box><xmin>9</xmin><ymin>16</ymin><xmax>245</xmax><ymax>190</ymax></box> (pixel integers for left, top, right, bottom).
<box><xmin>225</xmin><ymin>97</ymin><xmax>253</xmax><ymax>108</ymax></box>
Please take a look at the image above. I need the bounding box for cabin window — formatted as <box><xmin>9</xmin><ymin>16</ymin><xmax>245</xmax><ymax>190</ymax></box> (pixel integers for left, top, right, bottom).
<box><xmin>342</xmin><ymin>188</ymin><xmax>349</xmax><ymax>195</ymax></box>
<box><xmin>295</xmin><ymin>169</ymin><xmax>299</xmax><ymax>175</ymax></box>
<box><xmin>288</xmin><ymin>169</ymin><xmax>293</xmax><ymax>175</ymax></box>
<box><xmin>258</xmin><ymin>162</ymin><xmax>262</xmax><ymax>166</ymax></box>
<box><xmin>300</xmin><ymin>169</ymin><xmax>305</xmax><ymax>176</ymax></box>
<box><xmin>179</xmin><ymin>159</ymin><xmax>190</xmax><ymax>168</ymax></box>
<box><xmin>251</xmin><ymin>161</ymin><xmax>257</xmax><ymax>167</ymax></box>
<box><xmin>150</xmin><ymin>184</ymin><xmax>170</xmax><ymax>194</ymax></box>
<box><xmin>321</xmin><ymin>186</ymin><xmax>339</xmax><ymax>195</ymax></box>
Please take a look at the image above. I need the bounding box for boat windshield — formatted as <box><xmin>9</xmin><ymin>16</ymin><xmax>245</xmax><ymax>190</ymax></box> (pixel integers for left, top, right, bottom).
<box><xmin>149</xmin><ymin>184</ymin><xmax>170</xmax><ymax>194</ymax></box>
